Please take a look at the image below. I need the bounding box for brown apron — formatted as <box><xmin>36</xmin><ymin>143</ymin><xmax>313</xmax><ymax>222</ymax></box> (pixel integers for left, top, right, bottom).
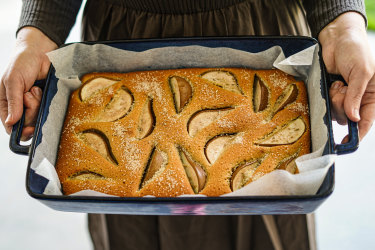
<box><xmin>81</xmin><ymin>1</ymin><xmax>314</xmax><ymax>249</ymax></box>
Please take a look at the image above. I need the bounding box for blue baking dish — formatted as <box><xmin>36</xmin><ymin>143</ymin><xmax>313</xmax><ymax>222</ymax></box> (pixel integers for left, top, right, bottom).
<box><xmin>10</xmin><ymin>37</ymin><xmax>359</xmax><ymax>215</ymax></box>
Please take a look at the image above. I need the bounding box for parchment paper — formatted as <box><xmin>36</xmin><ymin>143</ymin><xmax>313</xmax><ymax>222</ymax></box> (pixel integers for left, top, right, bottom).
<box><xmin>30</xmin><ymin>43</ymin><xmax>336</xmax><ymax>197</ymax></box>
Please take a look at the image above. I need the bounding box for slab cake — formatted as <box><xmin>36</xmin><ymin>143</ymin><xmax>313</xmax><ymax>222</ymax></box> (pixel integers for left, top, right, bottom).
<box><xmin>55</xmin><ymin>68</ymin><xmax>310</xmax><ymax>197</ymax></box>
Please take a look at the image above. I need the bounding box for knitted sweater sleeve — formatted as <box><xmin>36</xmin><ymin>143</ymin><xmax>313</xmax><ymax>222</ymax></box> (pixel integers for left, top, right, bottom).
<box><xmin>18</xmin><ymin>0</ymin><xmax>367</xmax><ymax>43</ymax></box>
<box><xmin>17</xmin><ymin>0</ymin><xmax>83</xmax><ymax>46</ymax></box>
<box><xmin>303</xmin><ymin>0</ymin><xmax>367</xmax><ymax>38</ymax></box>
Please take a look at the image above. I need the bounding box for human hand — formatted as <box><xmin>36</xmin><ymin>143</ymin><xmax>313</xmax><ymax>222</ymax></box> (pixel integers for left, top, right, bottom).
<box><xmin>0</xmin><ymin>27</ymin><xmax>57</xmax><ymax>140</ymax></box>
<box><xmin>319</xmin><ymin>12</ymin><xmax>375</xmax><ymax>142</ymax></box>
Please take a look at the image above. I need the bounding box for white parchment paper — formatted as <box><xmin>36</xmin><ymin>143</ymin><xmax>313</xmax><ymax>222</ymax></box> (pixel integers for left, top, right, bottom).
<box><xmin>30</xmin><ymin>43</ymin><xmax>335</xmax><ymax>196</ymax></box>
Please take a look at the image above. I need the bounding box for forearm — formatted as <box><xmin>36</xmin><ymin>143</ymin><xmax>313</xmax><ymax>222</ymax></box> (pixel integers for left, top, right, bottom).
<box><xmin>18</xmin><ymin>0</ymin><xmax>83</xmax><ymax>46</ymax></box>
<box><xmin>302</xmin><ymin>0</ymin><xmax>367</xmax><ymax>38</ymax></box>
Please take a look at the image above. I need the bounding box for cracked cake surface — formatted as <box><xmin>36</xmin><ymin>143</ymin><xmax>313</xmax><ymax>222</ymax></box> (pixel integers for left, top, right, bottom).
<box><xmin>56</xmin><ymin>68</ymin><xmax>310</xmax><ymax>197</ymax></box>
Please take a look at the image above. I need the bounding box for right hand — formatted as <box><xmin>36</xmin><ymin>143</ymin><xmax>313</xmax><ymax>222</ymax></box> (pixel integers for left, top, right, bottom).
<box><xmin>320</xmin><ymin>12</ymin><xmax>375</xmax><ymax>142</ymax></box>
<box><xmin>0</xmin><ymin>27</ymin><xmax>57</xmax><ymax>140</ymax></box>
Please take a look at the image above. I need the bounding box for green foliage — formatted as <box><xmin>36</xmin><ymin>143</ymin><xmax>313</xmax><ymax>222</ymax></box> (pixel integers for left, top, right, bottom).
<box><xmin>366</xmin><ymin>0</ymin><xmax>375</xmax><ymax>30</ymax></box>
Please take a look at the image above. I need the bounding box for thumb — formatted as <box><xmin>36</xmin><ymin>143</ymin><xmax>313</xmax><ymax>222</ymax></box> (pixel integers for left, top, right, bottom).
<box><xmin>4</xmin><ymin>77</ymin><xmax>25</xmax><ymax>127</ymax></box>
<box><xmin>344</xmin><ymin>71</ymin><xmax>370</xmax><ymax>122</ymax></box>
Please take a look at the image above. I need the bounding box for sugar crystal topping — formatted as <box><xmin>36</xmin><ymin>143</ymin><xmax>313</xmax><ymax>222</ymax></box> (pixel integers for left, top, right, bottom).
<box><xmin>268</xmin><ymin>72</ymin><xmax>288</xmax><ymax>89</ymax></box>
<box><xmin>58</xmin><ymin>68</ymin><xmax>310</xmax><ymax>197</ymax></box>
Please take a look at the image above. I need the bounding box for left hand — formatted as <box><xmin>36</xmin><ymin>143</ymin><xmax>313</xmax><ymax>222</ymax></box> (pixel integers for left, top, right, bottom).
<box><xmin>319</xmin><ymin>12</ymin><xmax>375</xmax><ymax>142</ymax></box>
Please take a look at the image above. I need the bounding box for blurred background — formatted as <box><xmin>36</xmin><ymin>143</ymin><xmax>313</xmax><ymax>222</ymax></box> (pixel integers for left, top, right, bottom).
<box><xmin>0</xmin><ymin>1</ymin><xmax>374</xmax><ymax>249</ymax></box>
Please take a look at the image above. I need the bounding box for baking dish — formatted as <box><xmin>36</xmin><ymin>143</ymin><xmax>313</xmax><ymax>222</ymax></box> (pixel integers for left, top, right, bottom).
<box><xmin>9</xmin><ymin>37</ymin><xmax>359</xmax><ymax>215</ymax></box>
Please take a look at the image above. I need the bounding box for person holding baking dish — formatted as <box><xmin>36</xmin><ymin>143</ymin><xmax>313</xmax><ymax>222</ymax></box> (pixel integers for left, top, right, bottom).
<box><xmin>1</xmin><ymin>0</ymin><xmax>374</xmax><ymax>250</ymax></box>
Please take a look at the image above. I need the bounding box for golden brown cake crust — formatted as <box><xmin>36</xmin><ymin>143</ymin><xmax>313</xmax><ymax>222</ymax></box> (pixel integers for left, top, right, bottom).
<box><xmin>55</xmin><ymin>68</ymin><xmax>310</xmax><ymax>197</ymax></box>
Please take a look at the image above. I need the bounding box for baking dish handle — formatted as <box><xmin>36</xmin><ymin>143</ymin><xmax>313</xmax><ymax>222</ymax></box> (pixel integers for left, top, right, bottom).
<box><xmin>9</xmin><ymin>111</ymin><xmax>30</xmax><ymax>155</ymax></box>
<box><xmin>328</xmin><ymin>74</ymin><xmax>359</xmax><ymax>155</ymax></box>
<box><xmin>9</xmin><ymin>79</ymin><xmax>46</xmax><ymax>155</ymax></box>
<box><xmin>334</xmin><ymin>119</ymin><xmax>359</xmax><ymax>155</ymax></box>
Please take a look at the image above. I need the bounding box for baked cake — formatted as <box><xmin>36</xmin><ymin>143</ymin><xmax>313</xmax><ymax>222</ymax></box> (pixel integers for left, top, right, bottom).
<box><xmin>55</xmin><ymin>68</ymin><xmax>310</xmax><ymax>197</ymax></box>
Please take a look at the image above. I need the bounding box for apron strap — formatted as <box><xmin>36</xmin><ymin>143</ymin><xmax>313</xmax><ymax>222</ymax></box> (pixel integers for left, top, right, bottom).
<box><xmin>306</xmin><ymin>213</ymin><xmax>317</xmax><ymax>250</ymax></box>
<box><xmin>88</xmin><ymin>214</ymin><xmax>110</xmax><ymax>250</ymax></box>
<box><xmin>262</xmin><ymin>215</ymin><xmax>284</xmax><ymax>250</ymax></box>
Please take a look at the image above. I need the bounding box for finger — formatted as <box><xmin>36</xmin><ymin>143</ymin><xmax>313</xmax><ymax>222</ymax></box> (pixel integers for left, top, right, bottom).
<box><xmin>23</xmin><ymin>90</ymin><xmax>41</xmax><ymax>127</ymax></box>
<box><xmin>0</xmin><ymin>82</ymin><xmax>11</xmax><ymax>134</ymax></box>
<box><xmin>329</xmin><ymin>82</ymin><xmax>348</xmax><ymax>125</ymax></box>
<box><xmin>355</xmin><ymin>75</ymin><xmax>375</xmax><ymax>140</ymax></box>
<box><xmin>30</xmin><ymin>86</ymin><xmax>43</xmax><ymax>102</ymax></box>
<box><xmin>21</xmin><ymin>89</ymin><xmax>42</xmax><ymax>141</ymax></box>
<box><xmin>4</xmin><ymin>75</ymin><xmax>25</xmax><ymax>128</ymax></box>
<box><xmin>329</xmin><ymin>81</ymin><xmax>343</xmax><ymax>99</ymax></box>
<box><xmin>357</xmin><ymin>103</ymin><xmax>375</xmax><ymax>141</ymax></box>
<box><xmin>20</xmin><ymin>126</ymin><xmax>35</xmax><ymax>141</ymax></box>
<box><xmin>341</xmin><ymin>135</ymin><xmax>349</xmax><ymax>144</ymax></box>
<box><xmin>329</xmin><ymin>81</ymin><xmax>343</xmax><ymax>121</ymax></box>
<box><xmin>340</xmin><ymin>104</ymin><xmax>374</xmax><ymax>144</ymax></box>
<box><xmin>344</xmin><ymin>69</ymin><xmax>372</xmax><ymax>122</ymax></box>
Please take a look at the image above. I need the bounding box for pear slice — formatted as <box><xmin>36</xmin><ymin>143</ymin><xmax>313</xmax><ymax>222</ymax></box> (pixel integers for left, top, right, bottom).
<box><xmin>78</xmin><ymin>130</ymin><xmax>118</xmax><ymax>165</ymax></box>
<box><xmin>271</xmin><ymin>84</ymin><xmax>298</xmax><ymax>116</ymax></box>
<box><xmin>140</xmin><ymin>149</ymin><xmax>168</xmax><ymax>189</ymax></box>
<box><xmin>230</xmin><ymin>160</ymin><xmax>259</xmax><ymax>191</ymax></box>
<box><xmin>80</xmin><ymin>77</ymin><xmax>119</xmax><ymax>101</ymax></box>
<box><xmin>255</xmin><ymin>117</ymin><xmax>306</xmax><ymax>146</ymax></box>
<box><xmin>278</xmin><ymin>152</ymin><xmax>299</xmax><ymax>174</ymax></box>
<box><xmin>253</xmin><ymin>74</ymin><xmax>269</xmax><ymax>112</ymax></box>
<box><xmin>285</xmin><ymin>160</ymin><xmax>298</xmax><ymax>174</ymax></box>
<box><xmin>96</xmin><ymin>86</ymin><xmax>133</xmax><ymax>122</ymax></box>
<box><xmin>69</xmin><ymin>171</ymin><xmax>105</xmax><ymax>180</ymax></box>
<box><xmin>169</xmin><ymin>76</ymin><xmax>192</xmax><ymax>113</ymax></box>
<box><xmin>205</xmin><ymin>134</ymin><xmax>237</xmax><ymax>164</ymax></box>
<box><xmin>136</xmin><ymin>99</ymin><xmax>155</xmax><ymax>139</ymax></box>
<box><xmin>187</xmin><ymin>108</ymin><xmax>234</xmax><ymax>137</ymax></box>
<box><xmin>179</xmin><ymin>149</ymin><xmax>207</xmax><ymax>193</ymax></box>
<box><xmin>201</xmin><ymin>70</ymin><xmax>243</xmax><ymax>94</ymax></box>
